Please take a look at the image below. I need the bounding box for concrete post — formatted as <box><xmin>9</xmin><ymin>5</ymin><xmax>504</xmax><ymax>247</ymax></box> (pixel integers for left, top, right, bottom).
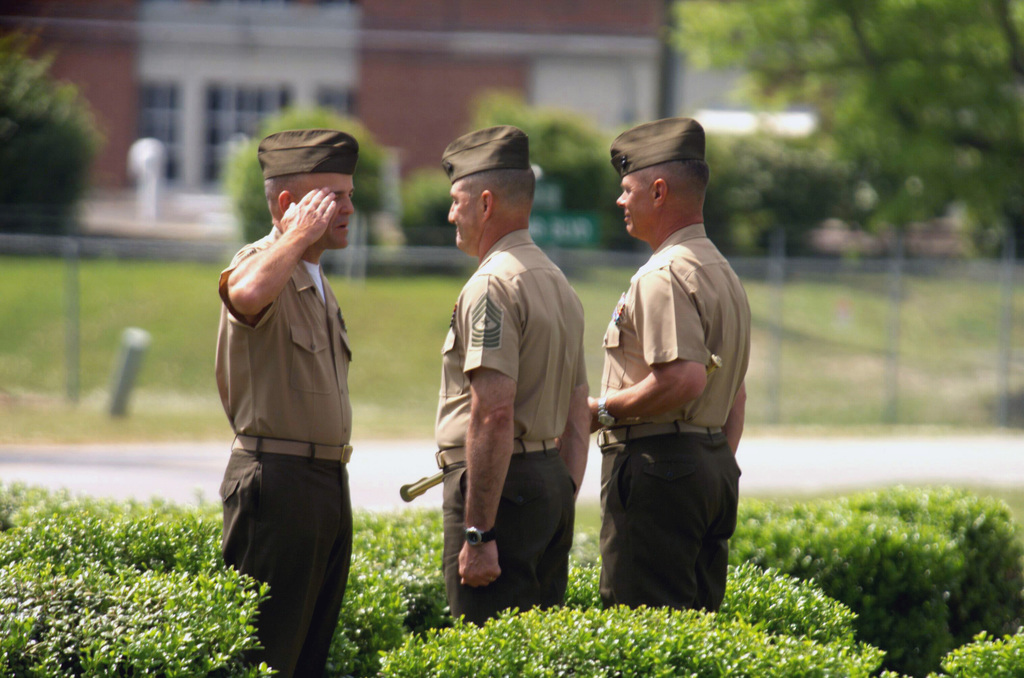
<box><xmin>109</xmin><ymin>327</ymin><xmax>151</xmax><ymax>417</ymax></box>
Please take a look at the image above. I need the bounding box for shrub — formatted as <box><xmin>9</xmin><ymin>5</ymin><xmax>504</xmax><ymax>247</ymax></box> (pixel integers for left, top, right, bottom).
<box><xmin>379</xmin><ymin>604</ymin><xmax>884</xmax><ymax>677</ymax></box>
<box><xmin>719</xmin><ymin>562</ymin><xmax>860</xmax><ymax>646</ymax></box>
<box><xmin>400</xmin><ymin>168</ymin><xmax>453</xmax><ymax>245</ymax></box>
<box><xmin>731</xmin><ymin>486</ymin><xmax>1024</xmax><ymax>677</ymax></box>
<box><xmin>222</xmin><ymin>107</ymin><xmax>386</xmax><ymax>245</ymax></box>
<box><xmin>327</xmin><ymin>554</ymin><xmax>409</xmax><ymax>677</ymax></box>
<box><xmin>0</xmin><ymin>35</ymin><xmax>98</xmax><ymax>236</ymax></box>
<box><xmin>936</xmin><ymin>627</ymin><xmax>1024</xmax><ymax>677</ymax></box>
<box><xmin>0</xmin><ymin>508</ymin><xmax>223</xmax><ymax>575</ymax></box>
<box><xmin>352</xmin><ymin>510</ymin><xmax>449</xmax><ymax>634</ymax></box>
<box><xmin>703</xmin><ymin>134</ymin><xmax>858</xmax><ymax>255</ymax></box>
<box><xmin>470</xmin><ymin>91</ymin><xmax>627</xmax><ymax>249</ymax></box>
<box><xmin>849</xmin><ymin>487</ymin><xmax>1024</xmax><ymax>644</ymax></box>
<box><xmin>0</xmin><ymin>561</ymin><xmax>269</xmax><ymax>678</ymax></box>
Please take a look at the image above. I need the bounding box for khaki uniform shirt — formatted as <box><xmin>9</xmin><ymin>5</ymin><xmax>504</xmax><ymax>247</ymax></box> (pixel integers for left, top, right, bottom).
<box><xmin>216</xmin><ymin>226</ymin><xmax>353</xmax><ymax>446</ymax></box>
<box><xmin>435</xmin><ymin>229</ymin><xmax>587</xmax><ymax>450</ymax></box>
<box><xmin>601</xmin><ymin>224</ymin><xmax>750</xmax><ymax>428</ymax></box>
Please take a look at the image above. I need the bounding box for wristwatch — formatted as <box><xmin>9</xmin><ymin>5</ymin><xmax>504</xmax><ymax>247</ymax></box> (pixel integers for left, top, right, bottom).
<box><xmin>597</xmin><ymin>396</ymin><xmax>616</xmax><ymax>427</ymax></box>
<box><xmin>465</xmin><ymin>526</ymin><xmax>497</xmax><ymax>546</ymax></box>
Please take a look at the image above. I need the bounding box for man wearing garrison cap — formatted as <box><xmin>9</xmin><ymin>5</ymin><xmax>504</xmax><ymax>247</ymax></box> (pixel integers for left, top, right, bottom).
<box><xmin>434</xmin><ymin>125</ymin><xmax>590</xmax><ymax>625</ymax></box>
<box><xmin>215</xmin><ymin>129</ymin><xmax>359</xmax><ymax>676</ymax></box>
<box><xmin>591</xmin><ymin>118</ymin><xmax>751</xmax><ymax>611</ymax></box>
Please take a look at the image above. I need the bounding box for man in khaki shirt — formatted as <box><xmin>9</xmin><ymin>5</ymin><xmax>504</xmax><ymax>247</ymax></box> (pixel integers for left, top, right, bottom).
<box><xmin>215</xmin><ymin>129</ymin><xmax>357</xmax><ymax>677</ymax></box>
<box><xmin>435</xmin><ymin>125</ymin><xmax>590</xmax><ymax>625</ymax></box>
<box><xmin>590</xmin><ymin>118</ymin><xmax>751</xmax><ymax>611</ymax></box>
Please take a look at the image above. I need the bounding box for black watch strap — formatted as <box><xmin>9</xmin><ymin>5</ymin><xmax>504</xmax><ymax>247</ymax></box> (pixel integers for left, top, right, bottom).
<box><xmin>465</xmin><ymin>526</ymin><xmax>497</xmax><ymax>546</ymax></box>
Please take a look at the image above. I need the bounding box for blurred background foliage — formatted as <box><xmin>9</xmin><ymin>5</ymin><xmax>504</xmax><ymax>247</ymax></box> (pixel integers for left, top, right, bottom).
<box><xmin>0</xmin><ymin>35</ymin><xmax>98</xmax><ymax>236</ymax></box>
<box><xmin>223</xmin><ymin>107</ymin><xmax>386</xmax><ymax>245</ymax></box>
<box><xmin>675</xmin><ymin>0</ymin><xmax>1024</xmax><ymax>256</ymax></box>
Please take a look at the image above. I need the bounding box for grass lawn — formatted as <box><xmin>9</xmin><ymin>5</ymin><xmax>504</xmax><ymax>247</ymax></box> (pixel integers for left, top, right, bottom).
<box><xmin>1</xmin><ymin>255</ymin><xmax>1021</xmax><ymax>441</ymax></box>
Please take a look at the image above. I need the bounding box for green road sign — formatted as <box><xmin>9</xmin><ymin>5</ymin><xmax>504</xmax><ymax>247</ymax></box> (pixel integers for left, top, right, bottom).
<box><xmin>529</xmin><ymin>210</ymin><xmax>600</xmax><ymax>248</ymax></box>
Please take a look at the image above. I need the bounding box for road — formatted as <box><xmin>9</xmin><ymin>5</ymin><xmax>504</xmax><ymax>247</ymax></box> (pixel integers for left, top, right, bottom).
<box><xmin>1</xmin><ymin>433</ymin><xmax>1021</xmax><ymax>509</ymax></box>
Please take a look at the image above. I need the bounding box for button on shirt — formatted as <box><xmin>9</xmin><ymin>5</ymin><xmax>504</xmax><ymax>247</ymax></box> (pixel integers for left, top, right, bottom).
<box><xmin>601</xmin><ymin>224</ymin><xmax>750</xmax><ymax>428</ymax></box>
<box><xmin>435</xmin><ymin>229</ymin><xmax>587</xmax><ymax>450</ymax></box>
<box><xmin>216</xmin><ymin>226</ymin><xmax>353</xmax><ymax>446</ymax></box>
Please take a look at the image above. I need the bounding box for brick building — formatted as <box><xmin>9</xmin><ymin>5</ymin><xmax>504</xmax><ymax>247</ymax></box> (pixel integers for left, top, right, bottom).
<box><xmin>3</xmin><ymin>0</ymin><xmax>685</xmax><ymax>192</ymax></box>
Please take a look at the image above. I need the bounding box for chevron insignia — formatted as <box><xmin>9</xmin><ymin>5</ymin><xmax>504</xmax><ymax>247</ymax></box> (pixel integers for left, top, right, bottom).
<box><xmin>470</xmin><ymin>294</ymin><xmax>503</xmax><ymax>349</ymax></box>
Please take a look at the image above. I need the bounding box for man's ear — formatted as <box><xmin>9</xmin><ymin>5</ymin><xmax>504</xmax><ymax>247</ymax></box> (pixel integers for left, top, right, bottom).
<box><xmin>276</xmin><ymin>189</ymin><xmax>295</xmax><ymax>218</ymax></box>
<box><xmin>479</xmin><ymin>189</ymin><xmax>494</xmax><ymax>220</ymax></box>
<box><xmin>651</xmin><ymin>178</ymin><xmax>668</xmax><ymax>207</ymax></box>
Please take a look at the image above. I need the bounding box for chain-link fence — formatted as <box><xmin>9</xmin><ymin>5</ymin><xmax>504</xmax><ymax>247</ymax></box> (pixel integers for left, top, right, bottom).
<box><xmin>1</xmin><ymin>228</ymin><xmax>1019</xmax><ymax>429</ymax></box>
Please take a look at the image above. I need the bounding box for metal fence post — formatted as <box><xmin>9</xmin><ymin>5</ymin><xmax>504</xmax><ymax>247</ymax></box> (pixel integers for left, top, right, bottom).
<box><xmin>884</xmin><ymin>231</ymin><xmax>904</xmax><ymax>424</ymax></box>
<box><xmin>768</xmin><ymin>227</ymin><xmax>785</xmax><ymax>425</ymax></box>
<box><xmin>64</xmin><ymin>237</ymin><xmax>80</xmax><ymax>404</ymax></box>
<box><xmin>996</xmin><ymin>228</ymin><xmax>1016</xmax><ymax>427</ymax></box>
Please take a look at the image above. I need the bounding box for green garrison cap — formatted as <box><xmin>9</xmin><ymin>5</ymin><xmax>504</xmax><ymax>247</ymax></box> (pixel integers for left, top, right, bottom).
<box><xmin>258</xmin><ymin>129</ymin><xmax>359</xmax><ymax>179</ymax></box>
<box><xmin>609</xmin><ymin>117</ymin><xmax>705</xmax><ymax>177</ymax></box>
<box><xmin>441</xmin><ymin>125</ymin><xmax>530</xmax><ymax>183</ymax></box>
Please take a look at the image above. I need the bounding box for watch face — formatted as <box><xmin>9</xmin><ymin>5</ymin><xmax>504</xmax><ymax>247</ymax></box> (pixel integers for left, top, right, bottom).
<box><xmin>465</xmin><ymin>528</ymin><xmax>481</xmax><ymax>545</ymax></box>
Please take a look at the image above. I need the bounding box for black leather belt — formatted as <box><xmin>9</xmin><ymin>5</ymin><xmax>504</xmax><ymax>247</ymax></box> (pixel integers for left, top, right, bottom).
<box><xmin>597</xmin><ymin>421</ymin><xmax>722</xmax><ymax>449</ymax></box>
<box><xmin>233</xmin><ymin>434</ymin><xmax>353</xmax><ymax>463</ymax></box>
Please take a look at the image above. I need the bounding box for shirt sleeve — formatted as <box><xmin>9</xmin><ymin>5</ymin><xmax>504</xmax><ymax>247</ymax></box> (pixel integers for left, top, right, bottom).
<box><xmin>458</xmin><ymin>275</ymin><xmax>520</xmax><ymax>381</ymax></box>
<box><xmin>219</xmin><ymin>245</ymin><xmax>275</xmax><ymax>327</ymax></box>
<box><xmin>633</xmin><ymin>267</ymin><xmax>708</xmax><ymax>367</ymax></box>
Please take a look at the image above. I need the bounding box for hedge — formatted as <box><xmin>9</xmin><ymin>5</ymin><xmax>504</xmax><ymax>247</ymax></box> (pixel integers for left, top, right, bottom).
<box><xmin>0</xmin><ymin>482</ymin><xmax>1022</xmax><ymax>677</ymax></box>
<box><xmin>730</xmin><ymin>486</ymin><xmax>1024</xmax><ymax>676</ymax></box>
<box><xmin>379</xmin><ymin>597</ymin><xmax>884</xmax><ymax>678</ymax></box>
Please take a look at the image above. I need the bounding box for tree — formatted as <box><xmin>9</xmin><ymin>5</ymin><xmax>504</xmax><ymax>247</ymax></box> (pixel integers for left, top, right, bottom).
<box><xmin>223</xmin><ymin>107</ymin><xmax>385</xmax><ymax>245</ymax></box>
<box><xmin>704</xmin><ymin>134</ymin><xmax>860</xmax><ymax>255</ymax></box>
<box><xmin>0</xmin><ymin>35</ymin><xmax>98</xmax><ymax>235</ymax></box>
<box><xmin>400</xmin><ymin>167</ymin><xmax>453</xmax><ymax>246</ymax></box>
<box><xmin>470</xmin><ymin>92</ymin><xmax>632</xmax><ymax>249</ymax></box>
<box><xmin>675</xmin><ymin>0</ymin><xmax>1024</xmax><ymax>254</ymax></box>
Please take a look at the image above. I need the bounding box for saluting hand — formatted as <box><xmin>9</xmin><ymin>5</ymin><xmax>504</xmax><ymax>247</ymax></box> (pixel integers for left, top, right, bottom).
<box><xmin>459</xmin><ymin>541</ymin><xmax>501</xmax><ymax>587</ymax></box>
<box><xmin>281</xmin><ymin>187</ymin><xmax>339</xmax><ymax>243</ymax></box>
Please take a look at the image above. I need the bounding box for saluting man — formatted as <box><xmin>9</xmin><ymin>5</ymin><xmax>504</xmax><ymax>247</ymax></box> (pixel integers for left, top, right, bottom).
<box><xmin>215</xmin><ymin>129</ymin><xmax>358</xmax><ymax>676</ymax></box>
<box><xmin>590</xmin><ymin>118</ymin><xmax>751</xmax><ymax>612</ymax></box>
<box><xmin>434</xmin><ymin>125</ymin><xmax>590</xmax><ymax>625</ymax></box>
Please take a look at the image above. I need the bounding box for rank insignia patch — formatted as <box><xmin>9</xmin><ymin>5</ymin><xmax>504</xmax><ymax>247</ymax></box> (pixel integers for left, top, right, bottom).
<box><xmin>470</xmin><ymin>294</ymin><xmax>503</xmax><ymax>349</ymax></box>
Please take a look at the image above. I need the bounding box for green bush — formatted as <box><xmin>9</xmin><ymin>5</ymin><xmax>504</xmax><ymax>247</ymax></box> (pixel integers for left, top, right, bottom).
<box><xmin>400</xmin><ymin>168</ymin><xmax>453</xmax><ymax>245</ymax></box>
<box><xmin>704</xmin><ymin>134</ymin><xmax>859</xmax><ymax>255</ymax></box>
<box><xmin>719</xmin><ymin>562</ymin><xmax>861</xmax><ymax>646</ymax></box>
<box><xmin>0</xmin><ymin>507</ymin><xmax>223</xmax><ymax>576</ymax></box>
<box><xmin>935</xmin><ymin>627</ymin><xmax>1024</xmax><ymax>677</ymax></box>
<box><xmin>470</xmin><ymin>91</ymin><xmax>628</xmax><ymax>249</ymax></box>
<box><xmin>731</xmin><ymin>487</ymin><xmax>1024</xmax><ymax>677</ymax></box>
<box><xmin>380</xmin><ymin>603</ymin><xmax>884</xmax><ymax>677</ymax></box>
<box><xmin>0</xmin><ymin>561</ymin><xmax>269</xmax><ymax>678</ymax></box>
<box><xmin>2</xmin><ymin>483</ymin><xmax>1020</xmax><ymax>678</ymax></box>
<box><xmin>352</xmin><ymin>510</ymin><xmax>449</xmax><ymax>634</ymax></box>
<box><xmin>0</xmin><ymin>490</ymin><xmax>265</xmax><ymax>677</ymax></box>
<box><xmin>0</xmin><ymin>35</ymin><xmax>98</xmax><ymax>236</ymax></box>
<box><xmin>222</xmin><ymin>107</ymin><xmax>386</xmax><ymax>245</ymax></box>
<box><xmin>849</xmin><ymin>487</ymin><xmax>1024</xmax><ymax>645</ymax></box>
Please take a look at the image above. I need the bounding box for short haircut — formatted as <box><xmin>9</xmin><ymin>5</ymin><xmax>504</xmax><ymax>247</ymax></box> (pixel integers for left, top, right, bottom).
<box><xmin>461</xmin><ymin>167</ymin><xmax>536</xmax><ymax>209</ymax></box>
<box><xmin>635</xmin><ymin>159</ymin><xmax>709</xmax><ymax>197</ymax></box>
<box><xmin>264</xmin><ymin>174</ymin><xmax>314</xmax><ymax>218</ymax></box>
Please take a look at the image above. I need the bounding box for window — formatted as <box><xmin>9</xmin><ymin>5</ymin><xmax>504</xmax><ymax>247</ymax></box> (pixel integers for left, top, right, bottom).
<box><xmin>317</xmin><ymin>87</ymin><xmax>356</xmax><ymax>116</ymax></box>
<box><xmin>138</xmin><ymin>83</ymin><xmax>180</xmax><ymax>181</ymax></box>
<box><xmin>204</xmin><ymin>85</ymin><xmax>290</xmax><ymax>183</ymax></box>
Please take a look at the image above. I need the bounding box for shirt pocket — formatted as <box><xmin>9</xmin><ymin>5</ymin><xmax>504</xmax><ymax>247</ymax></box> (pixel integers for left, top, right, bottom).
<box><xmin>603</xmin><ymin>322</ymin><xmax>621</xmax><ymax>349</ymax></box>
<box><xmin>289</xmin><ymin>323</ymin><xmax>335</xmax><ymax>394</ymax></box>
<box><xmin>339</xmin><ymin>327</ymin><xmax>353</xmax><ymax>362</ymax></box>
<box><xmin>440</xmin><ymin>328</ymin><xmax>464</xmax><ymax>396</ymax></box>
